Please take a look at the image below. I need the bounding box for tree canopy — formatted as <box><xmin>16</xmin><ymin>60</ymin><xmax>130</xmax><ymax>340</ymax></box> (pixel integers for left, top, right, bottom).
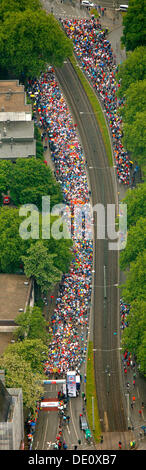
<box><xmin>0</xmin><ymin>0</ymin><xmax>41</xmax><ymax>20</ymax></box>
<box><xmin>0</xmin><ymin>207</ymin><xmax>30</xmax><ymax>273</ymax></box>
<box><xmin>121</xmin><ymin>299</ymin><xmax>146</xmax><ymax>376</ymax></box>
<box><xmin>121</xmin><ymin>0</ymin><xmax>146</xmax><ymax>51</ymax></box>
<box><xmin>121</xmin><ymin>183</ymin><xmax>146</xmax><ymax>228</ymax></box>
<box><xmin>0</xmin><ymin>160</ymin><xmax>12</xmax><ymax>204</ymax></box>
<box><xmin>0</xmin><ymin>352</ymin><xmax>44</xmax><ymax>410</ymax></box>
<box><xmin>0</xmin><ymin>158</ymin><xmax>63</xmax><ymax>210</ymax></box>
<box><xmin>0</xmin><ymin>207</ymin><xmax>73</xmax><ymax>276</ymax></box>
<box><xmin>121</xmin><ymin>250</ymin><xmax>146</xmax><ymax>304</ymax></box>
<box><xmin>3</xmin><ymin>338</ymin><xmax>48</xmax><ymax>374</ymax></box>
<box><xmin>122</xmin><ymin>111</ymin><xmax>146</xmax><ymax>166</ymax></box>
<box><xmin>120</xmin><ymin>217</ymin><xmax>146</xmax><ymax>270</ymax></box>
<box><xmin>116</xmin><ymin>46</ymin><xmax>146</xmax><ymax>97</ymax></box>
<box><xmin>22</xmin><ymin>241</ymin><xmax>62</xmax><ymax>295</ymax></box>
<box><xmin>15</xmin><ymin>306</ymin><xmax>48</xmax><ymax>344</ymax></box>
<box><xmin>0</xmin><ymin>8</ymin><xmax>73</xmax><ymax>79</ymax></box>
<box><xmin>119</xmin><ymin>80</ymin><xmax>146</xmax><ymax>125</ymax></box>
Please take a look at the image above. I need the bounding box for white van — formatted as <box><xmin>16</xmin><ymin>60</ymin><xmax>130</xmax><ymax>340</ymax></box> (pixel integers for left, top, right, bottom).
<box><xmin>119</xmin><ymin>4</ymin><xmax>128</xmax><ymax>11</ymax></box>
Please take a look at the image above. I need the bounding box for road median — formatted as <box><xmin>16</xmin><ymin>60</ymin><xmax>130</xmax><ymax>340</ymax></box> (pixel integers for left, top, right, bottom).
<box><xmin>86</xmin><ymin>341</ymin><xmax>101</xmax><ymax>444</ymax></box>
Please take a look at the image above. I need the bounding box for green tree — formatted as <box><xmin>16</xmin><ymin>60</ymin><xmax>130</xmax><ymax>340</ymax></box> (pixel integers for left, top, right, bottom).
<box><xmin>0</xmin><ymin>160</ymin><xmax>12</xmax><ymax>204</ymax></box>
<box><xmin>44</xmin><ymin>236</ymin><xmax>73</xmax><ymax>273</ymax></box>
<box><xmin>121</xmin><ymin>0</ymin><xmax>146</xmax><ymax>51</ymax></box>
<box><xmin>0</xmin><ymin>207</ymin><xmax>30</xmax><ymax>273</ymax></box>
<box><xmin>0</xmin><ymin>9</ymin><xmax>73</xmax><ymax>79</ymax></box>
<box><xmin>4</xmin><ymin>338</ymin><xmax>48</xmax><ymax>374</ymax></box>
<box><xmin>120</xmin><ymin>217</ymin><xmax>146</xmax><ymax>270</ymax></box>
<box><xmin>119</xmin><ymin>80</ymin><xmax>146</xmax><ymax>125</ymax></box>
<box><xmin>116</xmin><ymin>46</ymin><xmax>146</xmax><ymax>97</ymax></box>
<box><xmin>122</xmin><ymin>110</ymin><xmax>146</xmax><ymax>166</ymax></box>
<box><xmin>22</xmin><ymin>241</ymin><xmax>62</xmax><ymax>295</ymax></box>
<box><xmin>121</xmin><ymin>299</ymin><xmax>146</xmax><ymax>376</ymax></box>
<box><xmin>121</xmin><ymin>250</ymin><xmax>146</xmax><ymax>303</ymax></box>
<box><xmin>137</xmin><ymin>332</ymin><xmax>146</xmax><ymax>377</ymax></box>
<box><xmin>0</xmin><ymin>0</ymin><xmax>41</xmax><ymax>21</ymax></box>
<box><xmin>15</xmin><ymin>306</ymin><xmax>48</xmax><ymax>343</ymax></box>
<box><xmin>0</xmin><ymin>207</ymin><xmax>73</xmax><ymax>274</ymax></box>
<box><xmin>122</xmin><ymin>183</ymin><xmax>146</xmax><ymax>228</ymax></box>
<box><xmin>0</xmin><ymin>352</ymin><xmax>43</xmax><ymax>410</ymax></box>
<box><xmin>8</xmin><ymin>158</ymin><xmax>63</xmax><ymax>210</ymax></box>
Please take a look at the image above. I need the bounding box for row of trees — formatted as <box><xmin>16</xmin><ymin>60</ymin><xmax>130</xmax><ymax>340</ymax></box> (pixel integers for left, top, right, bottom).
<box><xmin>117</xmin><ymin>0</ymin><xmax>146</xmax><ymax>173</ymax></box>
<box><xmin>121</xmin><ymin>0</ymin><xmax>146</xmax><ymax>52</ymax></box>
<box><xmin>116</xmin><ymin>46</ymin><xmax>146</xmax><ymax>172</ymax></box>
<box><xmin>0</xmin><ymin>0</ymin><xmax>73</xmax><ymax>81</ymax></box>
<box><xmin>118</xmin><ymin>0</ymin><xmax>146</xmax><ymax>377</ymax></box>
<box><xmin>120</xmin><ymin>184</ymin><xmax>146</xmax><ymax>376</ymax></box>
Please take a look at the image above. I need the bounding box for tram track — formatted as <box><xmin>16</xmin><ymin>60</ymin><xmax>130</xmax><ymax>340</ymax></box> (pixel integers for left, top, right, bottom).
<box><xmin>55</xmin><ymin>59</ymin><xmax>127</xmax><ymax>440</ymax></box>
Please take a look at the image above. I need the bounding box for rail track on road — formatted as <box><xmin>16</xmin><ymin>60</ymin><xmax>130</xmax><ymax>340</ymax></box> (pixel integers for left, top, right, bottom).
<box><xmin>55</xmin><ymin>59</ymin><xmax>128</xmax><ymax>445</ymax></box>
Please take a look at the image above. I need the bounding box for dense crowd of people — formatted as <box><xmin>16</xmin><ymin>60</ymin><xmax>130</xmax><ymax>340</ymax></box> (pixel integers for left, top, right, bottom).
<box><xmin>61</xmin><ymin>17</ymin><xmax>131</xmax><ymax>185</ymax></box>
<box><xmin>27</xmin><ymin>17</ymin><xmax>132</xmax><ymax>377</ymax></box>
<box><xmin>27</xmin><ymin>66</ymin><xmax>93</xmax><ymax>375</ymax></box>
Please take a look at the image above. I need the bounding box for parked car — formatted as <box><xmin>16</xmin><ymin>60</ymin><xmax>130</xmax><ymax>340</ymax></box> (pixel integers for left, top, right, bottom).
<box><xmin>81</xmin><ymin>1</ymin><xmax>94</xmax><ymax>7</ymax></box>
<box><xmin>119</xmin><ymin>4</ymin><xmax>128</xmax><ymax>11</ymax></box>
<box><xmin>85</xmin><ymin>428</ymin><xmax>92</xmax><ymax>443</ymax></box>
<box><xmin>3</xmin><ymin>195</ymin><xmax>10</xmax><ymax>205</ymax></box>
<box><xmin>79</xmin><ymin>415</ymin><xmax>88</xmax><ymax>431</ymax></box>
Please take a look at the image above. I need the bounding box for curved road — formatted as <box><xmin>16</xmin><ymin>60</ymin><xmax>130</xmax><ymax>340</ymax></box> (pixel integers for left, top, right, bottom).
<box><xmin>55</xmin><ymin>60</ymin><xmax>127</xmax><ymax>440</ymax></box>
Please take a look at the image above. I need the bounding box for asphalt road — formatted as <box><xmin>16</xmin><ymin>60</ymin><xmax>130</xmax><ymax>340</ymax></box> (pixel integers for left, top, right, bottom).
<box><xmin>55</xmin><ymin>59</ymin><xmax>127</xmax><ymax>439</ymax></box>
<box><xmin>33</xmin><ymin>380</ymin><xmax>95</xmax><ymax>450</ymax></box>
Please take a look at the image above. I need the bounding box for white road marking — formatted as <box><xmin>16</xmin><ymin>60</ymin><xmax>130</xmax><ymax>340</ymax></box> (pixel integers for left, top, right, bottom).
<box><xmin>67</xmin><ymin>424</ymin><xmax>70</xmax><ymax>435</ymax></box>
<box><xmin>69</xmin><ymin>400</ymin><xmax>79</xmax><ymax>441</ymax></box>
<box><xmin>43</xmin><ymin>414</ymin><xmax>50</xmax><ymax>450</ymax></box>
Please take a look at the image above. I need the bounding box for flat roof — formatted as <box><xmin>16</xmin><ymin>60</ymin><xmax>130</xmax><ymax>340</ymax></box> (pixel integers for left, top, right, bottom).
<box><xmin>0</xmin><ymin>274</ymin><xmax>31</xmax><ymax>321</ymax></box>
<box><xmin>0</xmin><ymin>80</ymin><xmax>23</xmax><ymax>92</ymax></box>
<box><xmin>0</xmin><ymin>80</ymin><xmax>31</xmax><ymax>113</ymax></box>
<box><xmin>0</xmin><ymin>333</ymin><xmax>13</xmax><ymax>356</ymax></box>
<box><xmin>0</xmin><ymin>121</ymin><xmax>34</xmax><ymax>139</ymax></box>
<box><xmin>0</xmin><ymin>141</ymin><xmax>36</xmax><ymax>159</ymax></box>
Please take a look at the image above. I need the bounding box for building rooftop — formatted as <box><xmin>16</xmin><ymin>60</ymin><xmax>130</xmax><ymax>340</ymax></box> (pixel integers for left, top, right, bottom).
<box><xmin>0</xmin><ymin>80</ymin><xmax>31</xmax><ymax>114</ymax></box>
<box><xmin>0</xmin><ymin>274</ymin><xmax>33</xmax><ymax>355</ymax></box>
<box><xmin>0</xmin><ymin>141</ymin><xmax>36</xmax><ymax>159</ymax></box>
<box><xmin>0</xmin><ymin>274</ymin><xmax>31</xmax><ymax>321</ymax></box>
<box><xmin>0</xmin><ymin>81</ymin><xmax>35</xmax><ymax>159</ymax></box>
<box><xmin>0</xmin><ymin>80</ymin><xmax>24</xmax><ymax>92</ymax></box>
<box><xmin>0</xmin><ymin>121</ymin><xmax>35</xmax><ymax>139</ymax></box>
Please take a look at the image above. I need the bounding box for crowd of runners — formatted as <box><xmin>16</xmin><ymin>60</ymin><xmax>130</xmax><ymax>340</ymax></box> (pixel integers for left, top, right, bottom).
<box><xmin>27</xmin><ymin>66</ymin><xmax>93</xmax><ymax>375</ymax></box>
<box><xmin>61</xmin><ymin>17</ymin><xmax>131</xmax><ymax>185</ymax></box>
<box><xmin>26</xmin><ymin>16</ymin><xmax>134</xmax><ymax>377</ymax></box>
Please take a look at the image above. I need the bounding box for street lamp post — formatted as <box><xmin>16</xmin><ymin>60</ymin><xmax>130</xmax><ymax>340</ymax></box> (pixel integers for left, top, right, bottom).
<box><xmin>92</xmin><ymin>396</ymin><xmax>95</xmax><ymax>431</ymax></box>
<box><xmin>105</xmin><ymin>365</ymin><xmax>111</xmax><ymax>395</ymax></box>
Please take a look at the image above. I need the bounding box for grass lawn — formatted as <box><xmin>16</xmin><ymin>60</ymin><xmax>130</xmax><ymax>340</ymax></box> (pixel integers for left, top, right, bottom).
<box><xmin>86</xmin><ymin>341</ymin><xmax>101</xmax><ymax>443</ymax></box>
